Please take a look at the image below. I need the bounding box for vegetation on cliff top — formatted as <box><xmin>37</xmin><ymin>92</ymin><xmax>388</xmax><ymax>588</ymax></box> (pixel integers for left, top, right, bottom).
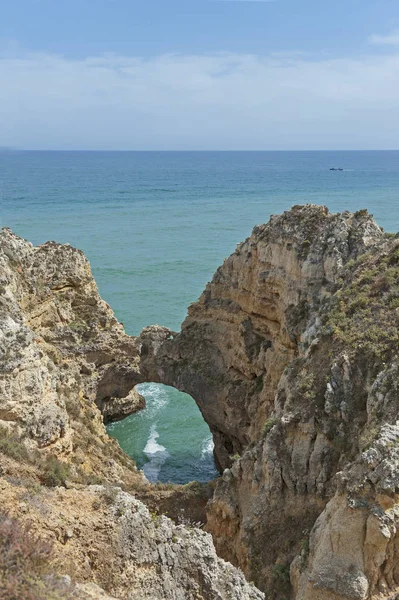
<box><xmin>322</xmin><ymin>240</ymin><xmax>399</xmax><ymax>364</ymax></box>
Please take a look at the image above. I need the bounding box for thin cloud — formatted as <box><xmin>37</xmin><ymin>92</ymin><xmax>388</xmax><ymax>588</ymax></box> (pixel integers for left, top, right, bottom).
<box><xmin>213</xmin><ymin>1</ymin><xmax>275</xmax><ymax>3</ymax></box>
<box><xmin>369</xmin><ymin>31</ymin><xmax>399</xmax><ymax>46</ymax></box>
<box><xmin>1</xmin><ymin>48</ymin><xmax>399</xmax><ymax>149</ymax></box>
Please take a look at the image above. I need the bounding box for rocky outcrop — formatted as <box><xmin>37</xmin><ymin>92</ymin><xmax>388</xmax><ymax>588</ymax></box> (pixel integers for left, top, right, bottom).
<box><xmin>0</xmin><ymin>227</ymin><xmax>264</xmax><ymax>600</ymax></box>
<box><xmin>4</xmin><ymin>203</ymin><xmax>399</xmax><ymax>600</ymax></box>
<box><xmin>138</xmin><ymin>206</ymin><xmax>382</xmax><ymax>468</ymax></box>
<box><xmin>0</xmin><ymin>479</ymin><xmax>262</xmax><ymax>600</ymax></box>
<box><xmin>292</xmin><ymin>372</ymin><xmax>399</xmax><ymax>600</ymax></box>
<box><xmin>137</xmin><ymin>205</ymin><xmax>399</xmax><ymax>599</ymax></box>
<box><xmin>0</xmin><ymin>228</ymin><xmax>145</xmax><ymax>432</ymax></box>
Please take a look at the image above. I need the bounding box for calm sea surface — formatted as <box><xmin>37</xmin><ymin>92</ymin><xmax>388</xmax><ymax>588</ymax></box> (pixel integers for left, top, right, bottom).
<box><xmin>1</xmin><ymin>151</ymin><xmax>399</xmax><ymax>483</ymax></box>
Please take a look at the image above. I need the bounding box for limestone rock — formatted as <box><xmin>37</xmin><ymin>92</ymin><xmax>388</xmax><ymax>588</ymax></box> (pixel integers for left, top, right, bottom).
<box><xmin>0</xmin><ymin>227</ymin><xmax>143</xmax><ymax>449</ymax></box>
<box><xmin>137</xmin><ymin>205</ymin><xmax>399</xmax><ymax>598</ymax></box>
<box><xmin>0</xmin><ymin>479</ymin><xmax>264</xmax><ymax>600</ymax></box>
<box><xmin>4</xmin><ymin>204</ymin><xmax>399</xmax><ymax>600</ymax></box>
<box><xmin>138</xmin><ymin>205</ymin><xmax>383</xmax><ymax>469</ymax></box>
<box><xmin>0</xmin><ymin>226</ymin><xmax>264</xmax><ymax>600</ymax></box>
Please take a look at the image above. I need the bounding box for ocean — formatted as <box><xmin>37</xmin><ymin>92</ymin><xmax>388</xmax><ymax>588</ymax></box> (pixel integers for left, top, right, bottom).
<box><xmin>1</xmin><ymin>150</ymin><xmax>399</xmax><ymax>483</ymax></box>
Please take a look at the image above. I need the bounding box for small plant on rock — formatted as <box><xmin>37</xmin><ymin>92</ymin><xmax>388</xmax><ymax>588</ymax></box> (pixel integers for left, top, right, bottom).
<box><xmin>100</xmin><ymin>484</ymin><xmax>119</xmax><ymax>506</ymax></box>
<box><xmin>0</xmin><ymin>427</ymin><xmax>29</xmax><ymax>461</ymax></box>
<box><xmin>40</xmin><ymin>456</ymin><xmax>70</xmax><ymax>487</ymax></box>
<box><xmin>0</xmin><ymin>513</ymin><xmax>74</xmax><ymax>600</ymax></box>
<box><xmin>263</xmin><ymin>418</ymin><xmax>278</xmax><ymax>438</ymax></box>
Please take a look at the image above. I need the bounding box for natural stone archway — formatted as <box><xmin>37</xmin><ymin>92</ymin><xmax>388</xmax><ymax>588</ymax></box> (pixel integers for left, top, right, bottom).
<box><xmin>0</xmin><ymin>229</ymin><xmax>265</xmax><ymax>600</ymax></box>
<box><xmin>68</xmin><ymin>203</ymin><xmax>391</xmax><ymax>598</ymax></box>
<box><xmin>137</xmin><ymin>324</ymin><xmax>241</xmax><ymax>472</ymax></box>
<box><xmin>136</xmin><ymin>205</ymin><xmax>382</xmax><ymax>472</ymax></box>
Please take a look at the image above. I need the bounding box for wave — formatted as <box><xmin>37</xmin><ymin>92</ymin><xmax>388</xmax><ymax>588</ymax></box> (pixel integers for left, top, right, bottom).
<box><xmin>136</xmin><ymin>382</ymin><xmax>170</xmax><ymax>413</ymax></box>
<box><xmin>144</xmin><ymin>424</ymin><xmax>167</xmax><ymax>455</ymax></box>
<box><xmin>143</xmin><ymin>424</ymin><xmax>169</xmax><ymax>482</ymax></box>
<box><xmin>201</xmin><ymin>435</ymin><xmax>214</xmax><ymax>461</ymax></box>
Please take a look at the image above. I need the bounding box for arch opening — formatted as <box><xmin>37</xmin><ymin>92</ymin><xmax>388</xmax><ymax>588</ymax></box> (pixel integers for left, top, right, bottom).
<box><xmin>107</xmin><ymin>383</ymin><xmax>218</xmax><ymax>484</ymax></box>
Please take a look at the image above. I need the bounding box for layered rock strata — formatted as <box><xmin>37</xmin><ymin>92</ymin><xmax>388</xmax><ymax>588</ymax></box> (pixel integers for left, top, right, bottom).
<box><xmin>138</xmin><ymin>205</ymin><xmax>399</xmax><ymax>599</ymax></box>
<box><xmin>0</xmin><ymin>227</ymin><xmax>263</xmax><ymax>600</ymax></box>
<box><xmin>4</xmin><ymin>203</ymin><xmax>399</xmax><ymax>600</ymax></box>
<box><xmin>0</xmin><ymin>228</ymin><xmax>144</xmax><ymax>427</ymax></box>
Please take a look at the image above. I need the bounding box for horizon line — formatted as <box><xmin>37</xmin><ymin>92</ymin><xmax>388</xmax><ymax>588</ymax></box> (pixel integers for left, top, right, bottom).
<box><xmin>4</xmin><ymin>148</ymin><xmax>399</xmax><ymax>153</ymax></box>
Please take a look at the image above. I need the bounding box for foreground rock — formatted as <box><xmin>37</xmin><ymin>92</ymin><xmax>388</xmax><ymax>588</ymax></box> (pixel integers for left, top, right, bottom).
<box><xmin>0</xmin><ymin>479</ymin><xmax>262</xmax><ymax>600</ymax></box>
<box><xmin>138</xmin><ymin>205</ymin><xmax>399</xmax><ymax>599</ymax></box>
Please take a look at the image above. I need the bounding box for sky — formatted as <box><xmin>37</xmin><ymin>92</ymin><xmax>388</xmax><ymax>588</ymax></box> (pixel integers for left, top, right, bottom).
<box><xmin>1</xmin><ymin>0</ymin><xmax>399</xmax><ymax>150</ymax></box>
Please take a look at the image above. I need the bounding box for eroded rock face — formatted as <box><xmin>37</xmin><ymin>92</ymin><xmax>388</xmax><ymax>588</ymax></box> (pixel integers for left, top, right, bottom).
<box><xmin>0</xmin><ymin>227</ymin><xmax>264</xmax><ymax>600</ymax></box>
<box><xmin>138</xmin><ymin>205</ymin><xmax>383</xmax><ymax>469</ymax></box>
<box><xmin>4</xmin><ymin>204</ymin><xmax>399</xmax><ymax>600</ymax></box>
<box><xmin>0</xmin><ymin>227</ymin><xmax>144</xmax><ymax>449</ymax></box>
<box><xmin>137</xmin><ymin>205</ymin><xmax>399</xmax><ymax>598</ymax></box>
<box><xmin>0</xmin><ymin>479</ymin><xmax>263</xmax><ymax>600</ymax></box>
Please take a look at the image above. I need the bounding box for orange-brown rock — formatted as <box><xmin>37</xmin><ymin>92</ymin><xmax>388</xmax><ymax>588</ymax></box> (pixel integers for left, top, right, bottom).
<box><xmin>138</xmin><ymin>205</ymin><xmax>399</xmax><ymax>599</ymax></box>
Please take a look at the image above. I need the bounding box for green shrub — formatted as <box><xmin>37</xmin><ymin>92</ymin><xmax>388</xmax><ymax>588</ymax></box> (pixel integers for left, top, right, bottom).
<box><xmin>300</xmin><ymin>537</ymin><xmax>310</xmax><ymax>569</ymax></box>
<box><xmin>297</xmin><ymin>372</ymin><xmax>316</xmax><ymax>400</ymax></box>
<box><xmin>156</xmin><ymin>481</ymin><xmax>176</xmax><ymax>491</ymax></box>
<box><xmin>0</xmin><ymin>427</ymin><xmax>29</xmax><ymax>461</ymax></box>
<box><xmin>85</xmin><ymin>474</ymin><xmax>103</xmax><ymax>485</ymax></box>
<box><xmin>324</xmin><ymin>243</ymin><xmax>399</xmax><ymax>364</ymax></box>
<box><xmin>253</xmin><ymin>375</ymin><xmax>264</xmax><ymax>393</ymax></box>
<box><xmin>40</xmin><ymin>457</ymin><xmax>70</xmax><ymax>487</ymax></box>
<box><xmin>263</xmin><ymin>418</ymin><xmax>278</xmax><ymax>437</ymax></box>
<box><xmin>272</xmin><ymin>563</ymin><xmax>291</xmax><ymax>583</ymax></box>
<box><xmin>354</xmin><ymin>208</ymin><xmax>369</xmax><ymax>218</ymax></box>
<box><xmin>68</xmin><ymin>319</ymin><xmax>88</xmax><ymax>333</ymax></box>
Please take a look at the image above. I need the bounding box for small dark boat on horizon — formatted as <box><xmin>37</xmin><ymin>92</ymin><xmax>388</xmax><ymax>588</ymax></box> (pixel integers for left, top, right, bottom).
<box><xmin>330</xmin><ymin>167</ymin><xmax>344</xmax><ymax>171</ymax></box>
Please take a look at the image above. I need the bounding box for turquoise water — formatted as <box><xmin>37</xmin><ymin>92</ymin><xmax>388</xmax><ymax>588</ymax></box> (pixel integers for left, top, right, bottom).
<box><xmin>1</xmin><ymin>150</ymin><xmax>399</xmax><ymax>482</ymax></box>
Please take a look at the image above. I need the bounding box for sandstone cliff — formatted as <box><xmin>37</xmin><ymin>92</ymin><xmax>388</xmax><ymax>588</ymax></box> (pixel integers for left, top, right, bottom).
<box><xmin>138</xmin><ymin>205</ymin><xmax>399</xmax><ymax>599</ymax></box>
<box><xmin>0</xmin><ymin>227</ymin><xmax>262</xmax><ymax>600</ymax></box>
<box><xmin>3</xmin><ymin>203</ymin><xmax>399</xmax><ymax>600</ymax></box>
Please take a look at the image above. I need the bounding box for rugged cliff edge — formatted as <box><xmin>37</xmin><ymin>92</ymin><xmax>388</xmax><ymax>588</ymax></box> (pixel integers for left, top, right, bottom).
<box><xmin>0</xmin><ymin>228</ymin><xmax>262</xmax><ymax>600</ymax></box>
<box><xmin>3</xmin><ymin>204</ymin><xmax>399</xmax><ymax>600</ymax></box>
<box><xmin>138</xmin><ymin>205</ymin><xmax>399</xmax><ymax>599</ymax></box>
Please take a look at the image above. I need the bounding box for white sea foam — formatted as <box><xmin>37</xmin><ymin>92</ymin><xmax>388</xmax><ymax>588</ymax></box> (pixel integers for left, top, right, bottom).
<box><xmin>201</xmin><ymin>435</ymin><xmax>214</xmax><ymax>460</ymax></box>
<box><xmin>144</xmin><ymin>424</ymin><xmax>167</xmax><ymax>455</ymax></box>
<box><xmin>143</xmin><ymin>424</ymin><xmax>169</xmax><ymax>482</ymax></box>
<box><xmin>137</xmin><ymin>382</ymin><xmax>169</xmax><ymax>413</ymax></box>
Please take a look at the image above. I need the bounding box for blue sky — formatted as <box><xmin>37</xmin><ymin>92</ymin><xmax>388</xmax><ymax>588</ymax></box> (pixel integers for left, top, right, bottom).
<box><xmin>1</xmin><ymin>0</ymin><xmax>399</xmax><ymax>149</ymax></box>
<box><xmin>2</xmin><ymin>0</ymin><xmax>399</xmax><ymax>58</ymax></box>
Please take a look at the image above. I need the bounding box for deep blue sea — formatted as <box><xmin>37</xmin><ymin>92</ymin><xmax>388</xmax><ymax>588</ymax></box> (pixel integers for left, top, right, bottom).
<box><xmin>1</xmin><ymin>150</ymin><xmax>399</xmax><ymax>483</ymax></box>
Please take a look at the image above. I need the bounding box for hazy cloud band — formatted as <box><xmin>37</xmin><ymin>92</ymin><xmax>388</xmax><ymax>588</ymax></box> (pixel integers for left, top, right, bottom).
<box><xmin>1</xmin><ymin>48</ymin><xmax>399</xmax><ymax>149</ymax></box>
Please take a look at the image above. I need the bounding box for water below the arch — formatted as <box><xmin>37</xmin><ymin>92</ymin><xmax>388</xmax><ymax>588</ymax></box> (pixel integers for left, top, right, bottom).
<box><xmin>3</xmin><ymin>150</ymin><xmax>399</xmax><ymax>483</ymax></box>
<box><xmin>107</xmin><ymin>383</ymin><xmax>218</xmax><ymax>484</ymax></box>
